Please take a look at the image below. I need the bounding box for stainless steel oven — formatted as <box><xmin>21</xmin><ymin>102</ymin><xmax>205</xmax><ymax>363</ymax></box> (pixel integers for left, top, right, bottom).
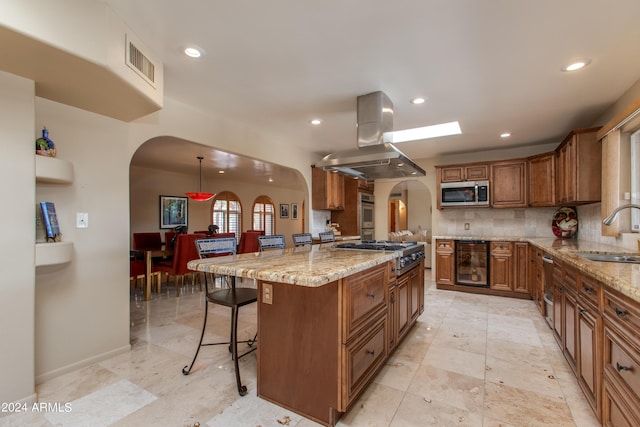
<box><xmin>359</xmin><ymin>192</ymin><xmax>375</xmax><ymax>239</ymax></box>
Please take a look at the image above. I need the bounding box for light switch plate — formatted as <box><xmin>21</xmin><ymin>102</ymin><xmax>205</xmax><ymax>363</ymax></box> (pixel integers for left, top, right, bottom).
<box><xmin>76</xmin><ymin>212</ymin><xmax>88</xmax><ymax>228</ymax></box>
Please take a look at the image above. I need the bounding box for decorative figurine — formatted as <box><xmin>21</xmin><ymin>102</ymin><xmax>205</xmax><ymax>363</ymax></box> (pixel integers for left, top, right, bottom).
<box><xmin>552</xmin><ymin>206</ymin><xmax>578</xmax><ymax>238</ymax></box>
<box><xmin>35</xmin><ymin>127</ymin><xmax>57</xmax><ymax>157</ymax></box>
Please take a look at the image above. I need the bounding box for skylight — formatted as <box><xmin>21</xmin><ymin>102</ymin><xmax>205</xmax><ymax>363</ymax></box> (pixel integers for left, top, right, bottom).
<box><xmin>386</xmin><ymin>121</ymin><xmax>462</xmax><ymax>143</ymax></box>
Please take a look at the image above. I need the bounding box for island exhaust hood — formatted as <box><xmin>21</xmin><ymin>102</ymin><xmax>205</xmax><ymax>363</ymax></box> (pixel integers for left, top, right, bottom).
<box><xmin>314</xmin><ymin>91</ymin><xmax>426</xmax><ymax>180</ymax></box>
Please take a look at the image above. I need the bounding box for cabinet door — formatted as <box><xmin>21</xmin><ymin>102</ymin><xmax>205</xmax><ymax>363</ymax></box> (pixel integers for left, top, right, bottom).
<box><xmin>528</xmin><ymin>152</ymin><xmax>555</xmax><ymax>207</ymax></box>
<box><xmin>388</xmin><ymin>285</ymin><xmax>397</xmax><ymax>351</ymax></box>
<box><xmin>435</xmin><ymin>240</ymin><xmax>455</xmax><ymax>285</ymax></box>
<box><xmin>439</xmin><ymin>166</ymin><xmax>464</xmax><ymax>182</ymax></box>
<box><xmin>564</xmin><ymin>289</ymin><xmax>578</xmax><ymax>373</ymax></box>
<box><xmin>409</xmin><ymin>268</ymin><xmax>421</xmax><ymax>322</ymax></box>
<box><xmin>492</xmin><ymin>161</ymin><xmax>527</xmax><ymax>208</ymax></box>
<box><xmin>465</xmin><ymin>165</ymin><xmax>489</xmax><ymax>181</ymax></box>
<box><xmin>311</xmin><ymin>167</ymin><xmax>345</xmax><ymax>210</ymax></box>
<box><xmin>513</xmin><ymin>242</ymin><xmax>529</xmax><ymax>294</ymax></box>
<box><xmin>490</xmin><ymin>242</ymin><xmax>512</xmax><ymax>291</ymax></box>
<box><xmin>396</xmin><ymin>275</ymin><xmax>410</xmax><ymax>339</ymax></box>
<box><xmin>578</xmin><ymin>303</ymin><xmax>601</xmax><ymax>418</ymax></box>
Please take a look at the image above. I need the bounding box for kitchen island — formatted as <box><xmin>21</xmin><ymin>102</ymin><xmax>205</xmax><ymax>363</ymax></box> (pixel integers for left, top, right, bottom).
<box><xmin>188</xmin><ymin>244</ymin><xmax>423</xmax><ymax>426</ymax></box>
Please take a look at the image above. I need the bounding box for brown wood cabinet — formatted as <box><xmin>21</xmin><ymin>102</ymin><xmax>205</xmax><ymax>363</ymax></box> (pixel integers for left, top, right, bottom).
<box><xmin>491</xmin><ymin>160</ymin><xmax>527</xmax><ymax>208</ymax></box>
<box><xmin>331</xmin><ymin>178</ymin><xmax>373</xmax><ymax>237</ymax></box>
<box><xmin>490</xmin><ymin>242</ymin><xmax>513</xmax><ymax>291</ymax></box>
<box><xmin>555</xmin><ymin>128</ymin><xmax>602</xmax><ymax>206</ymax></box>
<box><xmin>435</xmin><ymin>239</ymin><xmax>455</xmax><ymax>285</ymax></box>
<box><xmin>528</xmin><ymin>152</ymin><xmax>556</xmax><ymax>207</ymax></box>
<box><xmin>529</xmin><ymin>246</ymin><xmax>545</xmax><ymax>314</ymax></box>
<box><xmin>437</xmin><ymin>163</ymin><xmax>489</xmax><ymax>183</ymax></box>
<box><xmin>312</xmin><ymin>166</ymin><xmax>345</xmax><ymax>210</ymax></box>
<box><xmin>577</xmin><ymin>274</ymin><xmax>602</xmax><ymax>419</ymax></box>
<box><xmin>388</xmin><ymin>262</ymin><xmax>423</xmax><ymax>353</ymax></box>
<box><xmin>602</xmin><ymin>287</ymin><xmax>640</xmax><ymax>427</ymax></box>
<box><xmin>489</xmin><ymin>241</ymin><xmax>528</xmax><ymax>293</ymax></box>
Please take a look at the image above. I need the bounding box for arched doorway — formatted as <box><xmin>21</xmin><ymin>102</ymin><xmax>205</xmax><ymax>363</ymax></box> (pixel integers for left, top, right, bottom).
<box><xmin>387</xmin><ymin>180</ymin><xmax>432</xmax><ymax>238</ymax></box>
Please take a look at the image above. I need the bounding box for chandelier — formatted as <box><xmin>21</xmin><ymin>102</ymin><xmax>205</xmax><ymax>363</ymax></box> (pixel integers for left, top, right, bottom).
<box><xmin>185</xmin><ymin>156</ymin><xmax>215</xmax><ymax>201</ymax></box>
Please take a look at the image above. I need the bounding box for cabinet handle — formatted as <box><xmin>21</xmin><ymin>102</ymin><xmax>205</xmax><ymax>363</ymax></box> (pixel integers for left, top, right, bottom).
<box><xmin>583</xmin><ymin>286</ymin><xmax>592</xmax><ymax>294</ymax></box>
<box><xmin>366</xmin><ymin>350</ymin><xmax>375</xmax><ymax>357</ymax></box>
<box><xmin>579</xmin><ymin>308</ymin><xmax>586</xmax><ymax>314</ymax></box>
<box><xmin>616</xmin><ymin>362</ymin><xmax>633</xmax><ymax>372</ymax></box>
<box><xmin>615</xmin><ymin>307</ymin><xmax>628</xmax><ymax>318</ymax></box>
<box><xmin>391</xmin><ymin>294</ymin><xmax>396</xmax><ymax>304</ymax></box>
<box><xmin>367</xmin><ymin>293</ymin><xmax>376</xmax><ymax>299</ymax></box>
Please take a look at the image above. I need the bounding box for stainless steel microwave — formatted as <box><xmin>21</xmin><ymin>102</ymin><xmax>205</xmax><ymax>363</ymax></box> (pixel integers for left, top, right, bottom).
<box><xmin>441</xmin><ymin>181</ymin><xmax>490</xmax><ymax>207</ymax></box>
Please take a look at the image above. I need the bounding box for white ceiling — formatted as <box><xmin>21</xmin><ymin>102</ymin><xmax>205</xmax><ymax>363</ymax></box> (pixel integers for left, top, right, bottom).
<box><xmin>114</xmin><ymin>0</ymin><xmax>640</xmax><ymax>178</ymax></box>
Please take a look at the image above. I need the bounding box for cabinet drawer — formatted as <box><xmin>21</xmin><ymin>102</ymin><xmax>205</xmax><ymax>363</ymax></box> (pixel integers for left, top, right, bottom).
<box><xmin>604</xmin><ymin>323</ymin><xmax>640</xmax><ymax>406</ymax></box>
<box><xmin>436</xmin><ymin>240</ymin><xmax>454</xmax><ymax>252</ymax></box>
<box><xmin>343</xmin><ymin>263</ymin><xmax>387</xmax><ymax>341</ymax></box>
<box><xmin>604</xmin><ymin>289</ymin><xmax>640</xmax><ymax>340</ymax></box>
<box><xmin>491</xmin><ymin>241</ymin><xmax>512</xmax><ymax>253</ymax></box>
<box><xmin>579</xmin><ymin>274</ymin><xmax>602</xmax><ymax>311</ymax></box>
<box><xmin>603</xmin><ymin>378</ymin><xmax>640</xmax><ymax>427</ymax></box>
<box><xmin>343</xmin><ymin>315</ymin><xmax>387</xmax><ymax>408</ymax></box>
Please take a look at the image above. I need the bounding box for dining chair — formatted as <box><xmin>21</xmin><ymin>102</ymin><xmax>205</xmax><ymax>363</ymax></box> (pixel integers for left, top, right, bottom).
<box><xmin>132</xmin><ymin>232</ymin><xmax>163</xmax><ymax>251</ymax></box>
<box><xmin>130</xmin><ymin>250</ymin><xmax>162</xmax><ymax>293</ymax></box>
<box><xmin>319</xmin><ymin>231</ymin><xmax>335</xmax><ymax>243</ymax></box>
<box><xmin>153</xmin><ymin>233</ymin><xmax>205</xmax><ymax>296</ymax></box>
<box><xmin>238</xmin><ymin>230</ymin><xmax>265</xmax><ymax>253</ymax></box>
<box><xmin>258</xmin><ymin>234</ymin><xmax>286</xmax><ymax>251</ymax></box>
<box><xmin>182</xmin><ymin>237</ymin><xmax>257</xmax><ymax>396</ymax></box>
<box><xmin>292</xmin><ymin>233</ymin><xmax>313</xmax><ymax>246</ymax></box>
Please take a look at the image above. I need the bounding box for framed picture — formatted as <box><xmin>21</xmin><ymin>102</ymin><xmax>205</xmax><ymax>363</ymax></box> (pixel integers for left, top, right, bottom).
<box><xmin>291</xmin><ymin>203</ymin><xmax>299</xmax><ymax>220</ymax></box>
<box><xmin>279</xmin><ymin>203</ymin><xmax>289</xmax><ymax>219</ymax></box>
<box><xmin>159</xmin><ymin>195</ymin><xmax>188</xmax><ymax>229</ymax></box>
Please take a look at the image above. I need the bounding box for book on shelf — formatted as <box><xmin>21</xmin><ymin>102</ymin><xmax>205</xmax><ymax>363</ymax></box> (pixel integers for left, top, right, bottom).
<box><xmin>39</xmin><ymin>201</ymin><xmax>61</xmax><ymax>241</ymax></box>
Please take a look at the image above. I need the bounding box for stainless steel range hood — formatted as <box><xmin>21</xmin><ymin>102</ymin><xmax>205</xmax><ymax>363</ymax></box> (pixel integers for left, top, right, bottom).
<box><xmin>314</xmin><ymin>91</ymin><xmax>426</xmax><ymax>180</ymax></box>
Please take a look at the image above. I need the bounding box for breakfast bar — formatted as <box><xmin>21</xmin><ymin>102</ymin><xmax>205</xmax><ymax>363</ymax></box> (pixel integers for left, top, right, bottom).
<box><xmin>187</xmin><ymin>244</ymin><xmax>423</xmax><ymax>426</ymax></box>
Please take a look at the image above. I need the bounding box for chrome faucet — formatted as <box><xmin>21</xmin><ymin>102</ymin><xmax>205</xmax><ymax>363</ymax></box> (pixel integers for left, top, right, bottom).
<box><xmin>602</xmin><ymin>204</ymin><xmax>640</xmax><ymax>225</ymax></box>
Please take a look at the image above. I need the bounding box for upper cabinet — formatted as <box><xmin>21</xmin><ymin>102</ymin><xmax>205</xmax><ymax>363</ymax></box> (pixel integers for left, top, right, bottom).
<box><xmin>555</xmin><ymin>128</ymin><xmax>602</xmax><ymax>206</ymax></box>
<box><xmin>312</xmin><ymin>167</ymin><xmax>345</xmax><ymax>210</ymax></box>
<box><xmin>491</xmin><ymin>160</ymin><xmax>527</xmax><ymax>208</ymax></box>
<box><xmin>438</xmin><ymin>163</ymin><xmax>489</xmax><ymax>182</ymax></box>
<box><xmin>528</xmin><ymin>152</ymin><xmax>556</xmax><ymax>207</ymax></box>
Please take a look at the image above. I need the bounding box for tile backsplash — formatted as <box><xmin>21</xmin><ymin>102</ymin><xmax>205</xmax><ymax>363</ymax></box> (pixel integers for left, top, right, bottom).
<box><xmin>437</xmin><ymin>207</ymin><xmax>557</xmax><ymax>238</ymax></box>
<box><xmin>437</xmin><ymin>203</ymin><xmax>640</xmax><ymax>251</ymax></box>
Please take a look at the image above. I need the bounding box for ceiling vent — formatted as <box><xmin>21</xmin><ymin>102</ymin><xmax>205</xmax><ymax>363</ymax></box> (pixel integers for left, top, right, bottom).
<box><xmin>126</xmin><ymin>35</ymin><xmax>156</xmax><ymax>88</ymax></box>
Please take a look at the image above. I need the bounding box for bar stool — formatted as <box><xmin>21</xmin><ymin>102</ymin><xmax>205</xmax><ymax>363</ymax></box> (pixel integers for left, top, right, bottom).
<box><xmin>258</xmin><ymin>234</ymin><xmax>286</xmax><ymax>251</ymax></box>
<box><xmin>292</xmin><ymin>233</ymin><xmax>313</xmax><ymax>246</ymax></box>
<box><xmin>182</xmin><ymin>237</ymin><xmax>257</xmax><ymax>396</ymax></box>
<box><xmin>319</xmin><ymin>231</ymin><xmax>335</xmax><ymax>243</ymax></box>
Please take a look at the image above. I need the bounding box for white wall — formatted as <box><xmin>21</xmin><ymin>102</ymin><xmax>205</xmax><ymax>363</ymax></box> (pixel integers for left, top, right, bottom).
<box><xmin>34</xmin><ymin>98</ymin><xmax>130</xmax><ymax>383</ymax></box>
<box><xmin>0</xmin><ymin>71</ymin><xmax>36</xmax><ymax>404</ymax></box>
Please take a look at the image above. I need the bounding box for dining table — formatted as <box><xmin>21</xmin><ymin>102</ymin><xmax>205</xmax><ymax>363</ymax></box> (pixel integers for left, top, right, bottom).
<box><xmin>131</xmin><ymin>247</ymin><xmax>172</xmax><ymax>300</ymax></box>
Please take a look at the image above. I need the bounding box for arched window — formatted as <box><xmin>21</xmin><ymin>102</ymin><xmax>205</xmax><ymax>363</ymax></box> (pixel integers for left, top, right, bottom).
<box><xmin>252</xmin><ymin>195</ymin><xmax>275</xmax><ymax>235</ymax></box>
<box><xmin>211</xmin><ymin>191</ymin><xmax>242</xmax><ymax>239</ymax></box>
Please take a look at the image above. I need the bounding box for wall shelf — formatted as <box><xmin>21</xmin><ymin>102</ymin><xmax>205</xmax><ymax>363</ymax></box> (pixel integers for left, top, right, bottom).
<box><xmin>35</xmin><ymin>155</ymin><xmax>73</xmax><ymax>184</ymax></box>
<box><xmin>35</xmin><ymin>241</ymin><xmax>74</xmax><ymax>267</ymax></box>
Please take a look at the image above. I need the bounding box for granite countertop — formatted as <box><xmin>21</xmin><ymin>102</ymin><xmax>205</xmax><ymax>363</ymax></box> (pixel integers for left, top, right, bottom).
<box><xmin>187</xmin><ymin>244</ymin><xmax>396</xmax><ymax>287</ymax></box>
<box><xmin>434</xmin><ymin>235</ymin><xmax>640</xmax><ymax>303</ymax></box>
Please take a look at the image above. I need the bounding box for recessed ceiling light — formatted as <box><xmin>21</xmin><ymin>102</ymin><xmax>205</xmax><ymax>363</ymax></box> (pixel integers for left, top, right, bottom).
<box><xmin>184</xmin><ymin>47</ymin><xmax>204</xmax><ymax>58</ymax></box>
<box><xmin>500</xmin><ymin>132</ymin><xmax>511</xmax><ymax>138</ymax></box>
<box><xmin>309</xmin><ymin>119</ymin><xmax>322</xmax><ymax>125</ymax></box>
<box><xmin>410</xmin><ymin>97</ymin><xmax>426</xmax><ymax>105</ymax></box>
<box><xmin>387</xmin><ymin>121</ymin><xmax>462</xmax><ymax>143</ymax></box>
<box><xmin>218</xmin><ymin>170</ymin><xmax>225</xmax><ymax>174</ymax></box>
<box><xmin>268</xmin><ymin>177</ymin><xmax>273</xmax><ymax>183</ymax></box>
<box><xmin>562</xmin><ymin>59</ymin><xmax>591</xmax><ymax>72</ymax></box>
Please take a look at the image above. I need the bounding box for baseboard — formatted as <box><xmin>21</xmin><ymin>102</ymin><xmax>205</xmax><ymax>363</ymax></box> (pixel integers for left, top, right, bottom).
<box><xmin>35</xmin><ymin>344</ymin><xmax>131</xmax><ymax>385</ymax></box>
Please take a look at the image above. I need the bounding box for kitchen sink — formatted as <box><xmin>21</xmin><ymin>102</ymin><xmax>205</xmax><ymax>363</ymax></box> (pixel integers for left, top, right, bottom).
<box><xmin>576</xmin><ymin>252</ymin><xmax>640</xmax><ymax>264</ymax></box>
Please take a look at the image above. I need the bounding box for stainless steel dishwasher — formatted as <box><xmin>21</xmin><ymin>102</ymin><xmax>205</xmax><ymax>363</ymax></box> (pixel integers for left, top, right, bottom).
<box><xmin>542</xmin><ymin>255</ymin><xmax>554</xmax><ymax>328</ymax></box>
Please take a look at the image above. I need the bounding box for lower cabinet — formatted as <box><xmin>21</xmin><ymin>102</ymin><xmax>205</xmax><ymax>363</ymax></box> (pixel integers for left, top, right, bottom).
<box><xmin>602</xmin><ymin>287</ymin><xmax>640</xmax><ymax>427</ymax></box>
<box><xmin>435</xmin><ymin>240</ymin><xmax>455</xmax><ymax>285</ymax></box>
<box><xmin>388</xmin><ymin>262</ymin><xmax>424</xmax><ymax>353</ymax></box>
<box><xmin>490</xmin><ymin>241</ymin><xmax>528</xmax><ymax>293</ymax></box>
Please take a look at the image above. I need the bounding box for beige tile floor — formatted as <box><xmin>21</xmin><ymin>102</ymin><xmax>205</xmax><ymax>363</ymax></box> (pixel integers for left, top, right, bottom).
<box><xmin>2</xmin><ymin>272</ymin><xmax>601</xmax><ymax>427</ymax></box>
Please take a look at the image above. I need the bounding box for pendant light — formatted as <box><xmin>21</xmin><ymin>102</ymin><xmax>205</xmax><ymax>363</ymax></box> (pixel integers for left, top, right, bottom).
<box><xmin>185</xmin><ymin>156</ymin><xmax>215</xmax><ymax>201</ymax></box>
